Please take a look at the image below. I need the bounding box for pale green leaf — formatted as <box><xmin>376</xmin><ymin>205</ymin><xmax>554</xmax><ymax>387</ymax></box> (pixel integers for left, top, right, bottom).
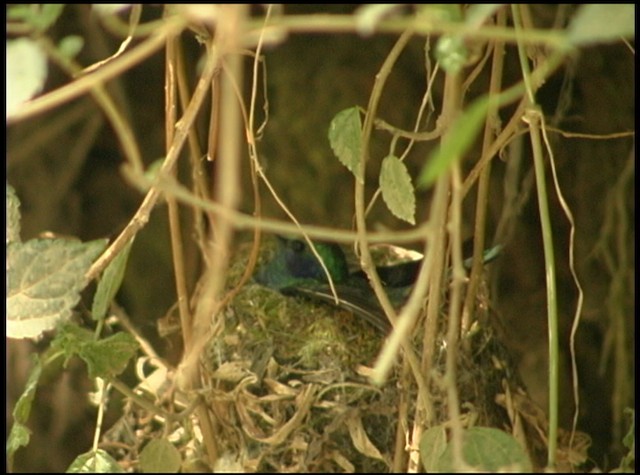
<box><xmin>7</xmin><ymin>184</ymin><xmax>21</xmax><ymax>244</ymax></box>
<box><xmin>79</xmin><ymin>332</ymin><xmax>138</xmax><ymax>379</ymax></box>
<box><xmin>380</xmin><ymin>155</ymin><xmax>416</xmax><ymax>224</ymax></box>
<box><xmin>50</xmin><ymin>322</ymin><xmax>94</xmax><ymax>362</ymax></box>
<box><xmin>438</xmin><ymin>427</ymin><xmax>532</xmax><ymax>472</ymax></box>
<box><xmin>58</xmin><ymin>35</ymin><xmax>84</xmax><ymax>60</ymax></box>
<box><xmin>436</xmin><ymin>34</ymin><xmax>469</xmax><ymax>73</ymax></box>
<box><xmin>6</xmin><ymin>422</ymin><xmax>31</xmax><ymax>460</ymax></box>
<box><xmin>419</xmin><ymin>425</ymin><xmax>448</xmax><ymax>472</ymax></box>
<box><xmin>92</xmin><ymin>238</ymin><xmax>134</xmax><ymax>321</ymax></box>
<box><xmin>11</xmin><ymin>355</ymin><xmax>42</xmax><ymax>424</ymax></box>
<box><xmin>329</xmin><ymin>107</ymin><xmax>363</xmax><ymax>183</ymax></box>
<box><xmin>66</xmin><ymin>449</ymin><xmax>124</xmax><ymax>473</ymax></box>
<box><xmin>6</xmin><ymin>39</ymin><xmax>48</xmax><ymax>118</ymax></box>
<box><xmin>7</xmin><ymin>238</ymin><xmax>108</xmax><ymax>339</ymax></box>
<box><xmin>7</xmin><ymin>355</ymin><xmax>42</xmax><ymax>464</ymax></box>
<box><xmin>465</xmin><ymin>4</ymin><xmax>503</xmax><ymax>28</ymax></box>
<box><xmin>35</xmin><ymin>4</ymin><xmax>65</xmax><ymax>31</ymax></box>
<box><xmin>139</xmin><ymin>439</ymin><xmax>182</xmax><ymax>473</ymax></box>
<box><xmin>418</xmin><ymin>96</ymin><xmax>490</xmax><ymax>188</ymax></box>
<box><xmin>568</xmin><ymin>4</ymin><xmax>635</xmax><ymax>46</ymax></box>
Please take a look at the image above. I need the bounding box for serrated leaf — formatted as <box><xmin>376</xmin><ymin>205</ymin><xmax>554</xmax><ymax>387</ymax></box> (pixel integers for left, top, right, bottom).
<box><xmin>51</xmin><ymin>322</ymin><xmax>95</xmax><ymax>362</ymax></box>
<box><xmin>67</xmin><ymin>448</ymin><xmax>125</xmax><ymax>473</ymax></box>
<box><xmin>79</xmin><ymin>332</ymin><xmax>138</xmax><ymax>379</ymax></box>
<box><xmin>568</xmin><ymin>4</ymin><xmax>635</xmax><ymax>46</ymax></box>
<box><xmin>329</xmin><ymin>107</ymin><xmax>363</xmax><ymax>183</ymax></box>
<box><xmin>380</xmin><ymin>155</ymin><xmax>416</xmax><ymax>224</ymax></box>
<box><xmin>139</xmin><ymin>439</ymin><xmax>182</xmax><ymax>473</ymax></box>
<box><xmin>92</xmin><ymin>238</ymin><xmax>134</xmax><ymax>321</ymax></box>
<box><xmin>7</xmin><ymin>184</ymin><xmax>21</xmax><ymax>244</ymax></box>
<box><xmin>438</xmin><ymin>427</ymin><xmax>532</xmax><ymax>472</ymax></box>
<box><xmin>7</xmin><ymin>238</ymin><xmax>108</xmax><ymax>339</ymax></box>
<box><xmin>6</xmin><ymin>38</ymin><xmax>48</xmax><ymax>118</ymax></box>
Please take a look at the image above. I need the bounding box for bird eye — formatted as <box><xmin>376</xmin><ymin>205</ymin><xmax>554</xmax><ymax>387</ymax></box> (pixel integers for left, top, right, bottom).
<box><xmin>289</xmin><ymin>239</ymin><xmax>306</xmax><ymax>253</ymax></box>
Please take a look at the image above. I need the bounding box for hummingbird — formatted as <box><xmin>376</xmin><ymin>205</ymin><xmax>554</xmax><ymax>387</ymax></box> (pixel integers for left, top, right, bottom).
<box><xmin>254</xmin><ymin>235</ymin><xmax>502</xmax><ymax>333</ymax></box>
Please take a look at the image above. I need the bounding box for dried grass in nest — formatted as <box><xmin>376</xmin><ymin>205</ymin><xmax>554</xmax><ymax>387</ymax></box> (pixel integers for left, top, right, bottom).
<box><xmin>201</xmin><ymin>250</ymin><xmax>398</xmax><ymax>472</ymax></box>
<box><xmin>103</xmin><ymin>238</ymin><xmax>589</xmax><ymax>471</ymax></box>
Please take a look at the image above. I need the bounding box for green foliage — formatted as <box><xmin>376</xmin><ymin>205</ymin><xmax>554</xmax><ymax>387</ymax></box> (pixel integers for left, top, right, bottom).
<box><xmin>139</xmin><ymin>439</ymin><xmax>183</xmax><ymax>473</ymax></box>
<box><xmin>379</xmin><ymin>155</ymin><xmax>416</xmax><ymax>224</ymax></box>
<box><xmin>436</xmin><ymin>34</ymin><xmax>469</xmax><ymax>74</ymax></box>
<box><xmin>51</xmin><ymin>323</ymin><xmax>139</xmax><ymax>379</ymax></box>
<box><xmin>420</xmin><ymin>426</ymin><xmax>532</xmax><ymax>472</ymax></box>
<box><xmin>613</xmin><ymin>408</ymin><xmax>635</xmax><ymax>472</ymax></box>
<box><xmin>329</xmin><ymin>107</ymin><xmax>363</xmax><ymax>184</ymax></box>
<box><xmin>57</xmin><ymin>35</ymin><xmax>84</xmax><ymax>60</ymax></box>
<box><xmin>418</xmin><ymin>96</ymin><xmax>490</xmax><ymax>188</ymax></box>
<box><xmin>6</xmin><ymin>355</ymin><xmax>42</xmax><ymax>466</ymax></box>
<box><xmin>7</xmin><ymin>237</ymin><xmax>107</xmax><ymax>339</ymax></box>
<box><xmin>419</xmin><ymin>426</ymin><xmax>447</xmax><ymax>472</ymax></box>
<box><xmin>92</xmin><ymin>238</ymin><xmax>134</xmax><ymax>321</ymax></box>
<box><xmin>5</xmin><ymin>38</ymin><xmax>48</xmax><ymax>118</ymax></box>
<box><xmin>567</xmin><ymin>4</ymin><xmax>635</xmax><ymax>46</ymax></box>
<box><xmin>6</xmin><ymin>187</ymin><xmax>137</xmax><ymax>470</ymax></box>
<box><xmin>66</xmin><ymin>449</ymin><xmax>125</xmax><ymax>473</ymax></box>
<box><xmin>6</xmin><ymin>185</ymin><xmax>21</xmax><ymax>244</ymax></box>
<box><xmin>7</xmin><ymin>4</ymin><xmax>65</xmax><ymax>32</ymax></box>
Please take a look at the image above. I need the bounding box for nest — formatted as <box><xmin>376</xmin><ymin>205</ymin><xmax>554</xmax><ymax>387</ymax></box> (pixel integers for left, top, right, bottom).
<box><xmin>102</xmin><ymin>238</ymin><xmax>589</xmax><ymax>472</ymax></box>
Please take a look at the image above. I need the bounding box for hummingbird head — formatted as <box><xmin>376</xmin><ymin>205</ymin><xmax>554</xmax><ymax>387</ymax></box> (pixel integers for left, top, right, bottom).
<box><xmin>255</xmin><ymin>236</ymin><xmax>350</xmax><ymax>290</ymax></box>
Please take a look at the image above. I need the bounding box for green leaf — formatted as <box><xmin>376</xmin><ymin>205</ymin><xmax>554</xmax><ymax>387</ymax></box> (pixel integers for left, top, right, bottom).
<box><xmin>11</xmin><ymin>355</ymin><xmax>42</xmax><ymax>424</ymax></box>
<box><xmin>79</xmin><ymin>332</ymin><xmax>138</xmax><ymax>379</ymax></box>
<box><xmin>7</xmin><ymin>238</ymin><xmax>108</xmax><ymax>339</ymax></box>
<box><xmin>7</xmin><ymin>184</ymin><xmax>21</xmax><ymax>244</ymax></box>
<box><xmin>329</xmin><ymin>107</ymin><xmax>363</xmax><ymax>183</ymax></box>
<box><xmin>567</xmin><ymin>4</ymin><xmax>635</xmax><ymax>46</ymax></box>
<box><xmin>39</xmin><ymin>4</ymin><xmax>65</xmax><ymax>30</ymax></box>
<box><xmin>92</xmin><ymin>238</ymin><xmax>134</xmax><ymax>321</ymax></box>
<box><xmin>6</xmin><ymin>422</ymin><xmax>31</xmax><ymax>461</ymax></box>
<box><xmin>51</xmin><ymin>322</ymin><xmax>94</xmax><ymax>363</ymax></box>
<box><xmin>58</xmin><ymin>35</ymin><xmax>84</xmax><ymax>60</ymax></box>
<box><xmin>379</xmin><ymin>155</ymin><xmax>416</xmax><ymax>224</ymax></box>
<box><xmin>464</xmin><ymin>4</ymin><xmax>503</xmax><ymax>28</ymax></box>
<box><xmin>7</xmin><ymin>4</ymin><xmax>64</xmax><ymax>32</ymax></box>
<box><xmin>419</xmin><ymin>425</ymin><xmax>448</xmax><ymax>473</ymax></box>
<box><xmin>6</xmin><ymin>38</ymin><xmax>48</xmax><ymax>119</ymax></box>
<box><xmin>436</xmin><ymin>34</ymin><xmax>469</xmax><ymax>74</ymax></box>
<box><xmin>66</xmin><ymin>449</ymin><xmax>125</xmax><ymax>473</ymax></box>
<box><xmin>51</xmin><ymin>323</ymin><xmax>138</xmax><ymax>379</ymax></box>
<box><xmin>6</xmin><ymin>355</ymin><xmax>42</xmax><ymax>464</ymax></box>
<box><xmin>139</xmin><ymin>439</ymin><xmax>182</xmax><ymax>473</ymax></box>
<box><xmin>418</xmin><ymin>96</ymin><xmax>490</xmax><ymax>188</ymax></box>
<box><xmin>416</xmin><ymin>5</ymin><xmax>462</xmax><ymax>23</ymax></box>
<box><xmin>622</xmin><ymin>408</ymin><xmax>635</xmax><ymax>451</ymax></box>
<box><xmin>438</xmin><ymin>427</ymin><xmax>532</xmax><ymax>472</ymax></box>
